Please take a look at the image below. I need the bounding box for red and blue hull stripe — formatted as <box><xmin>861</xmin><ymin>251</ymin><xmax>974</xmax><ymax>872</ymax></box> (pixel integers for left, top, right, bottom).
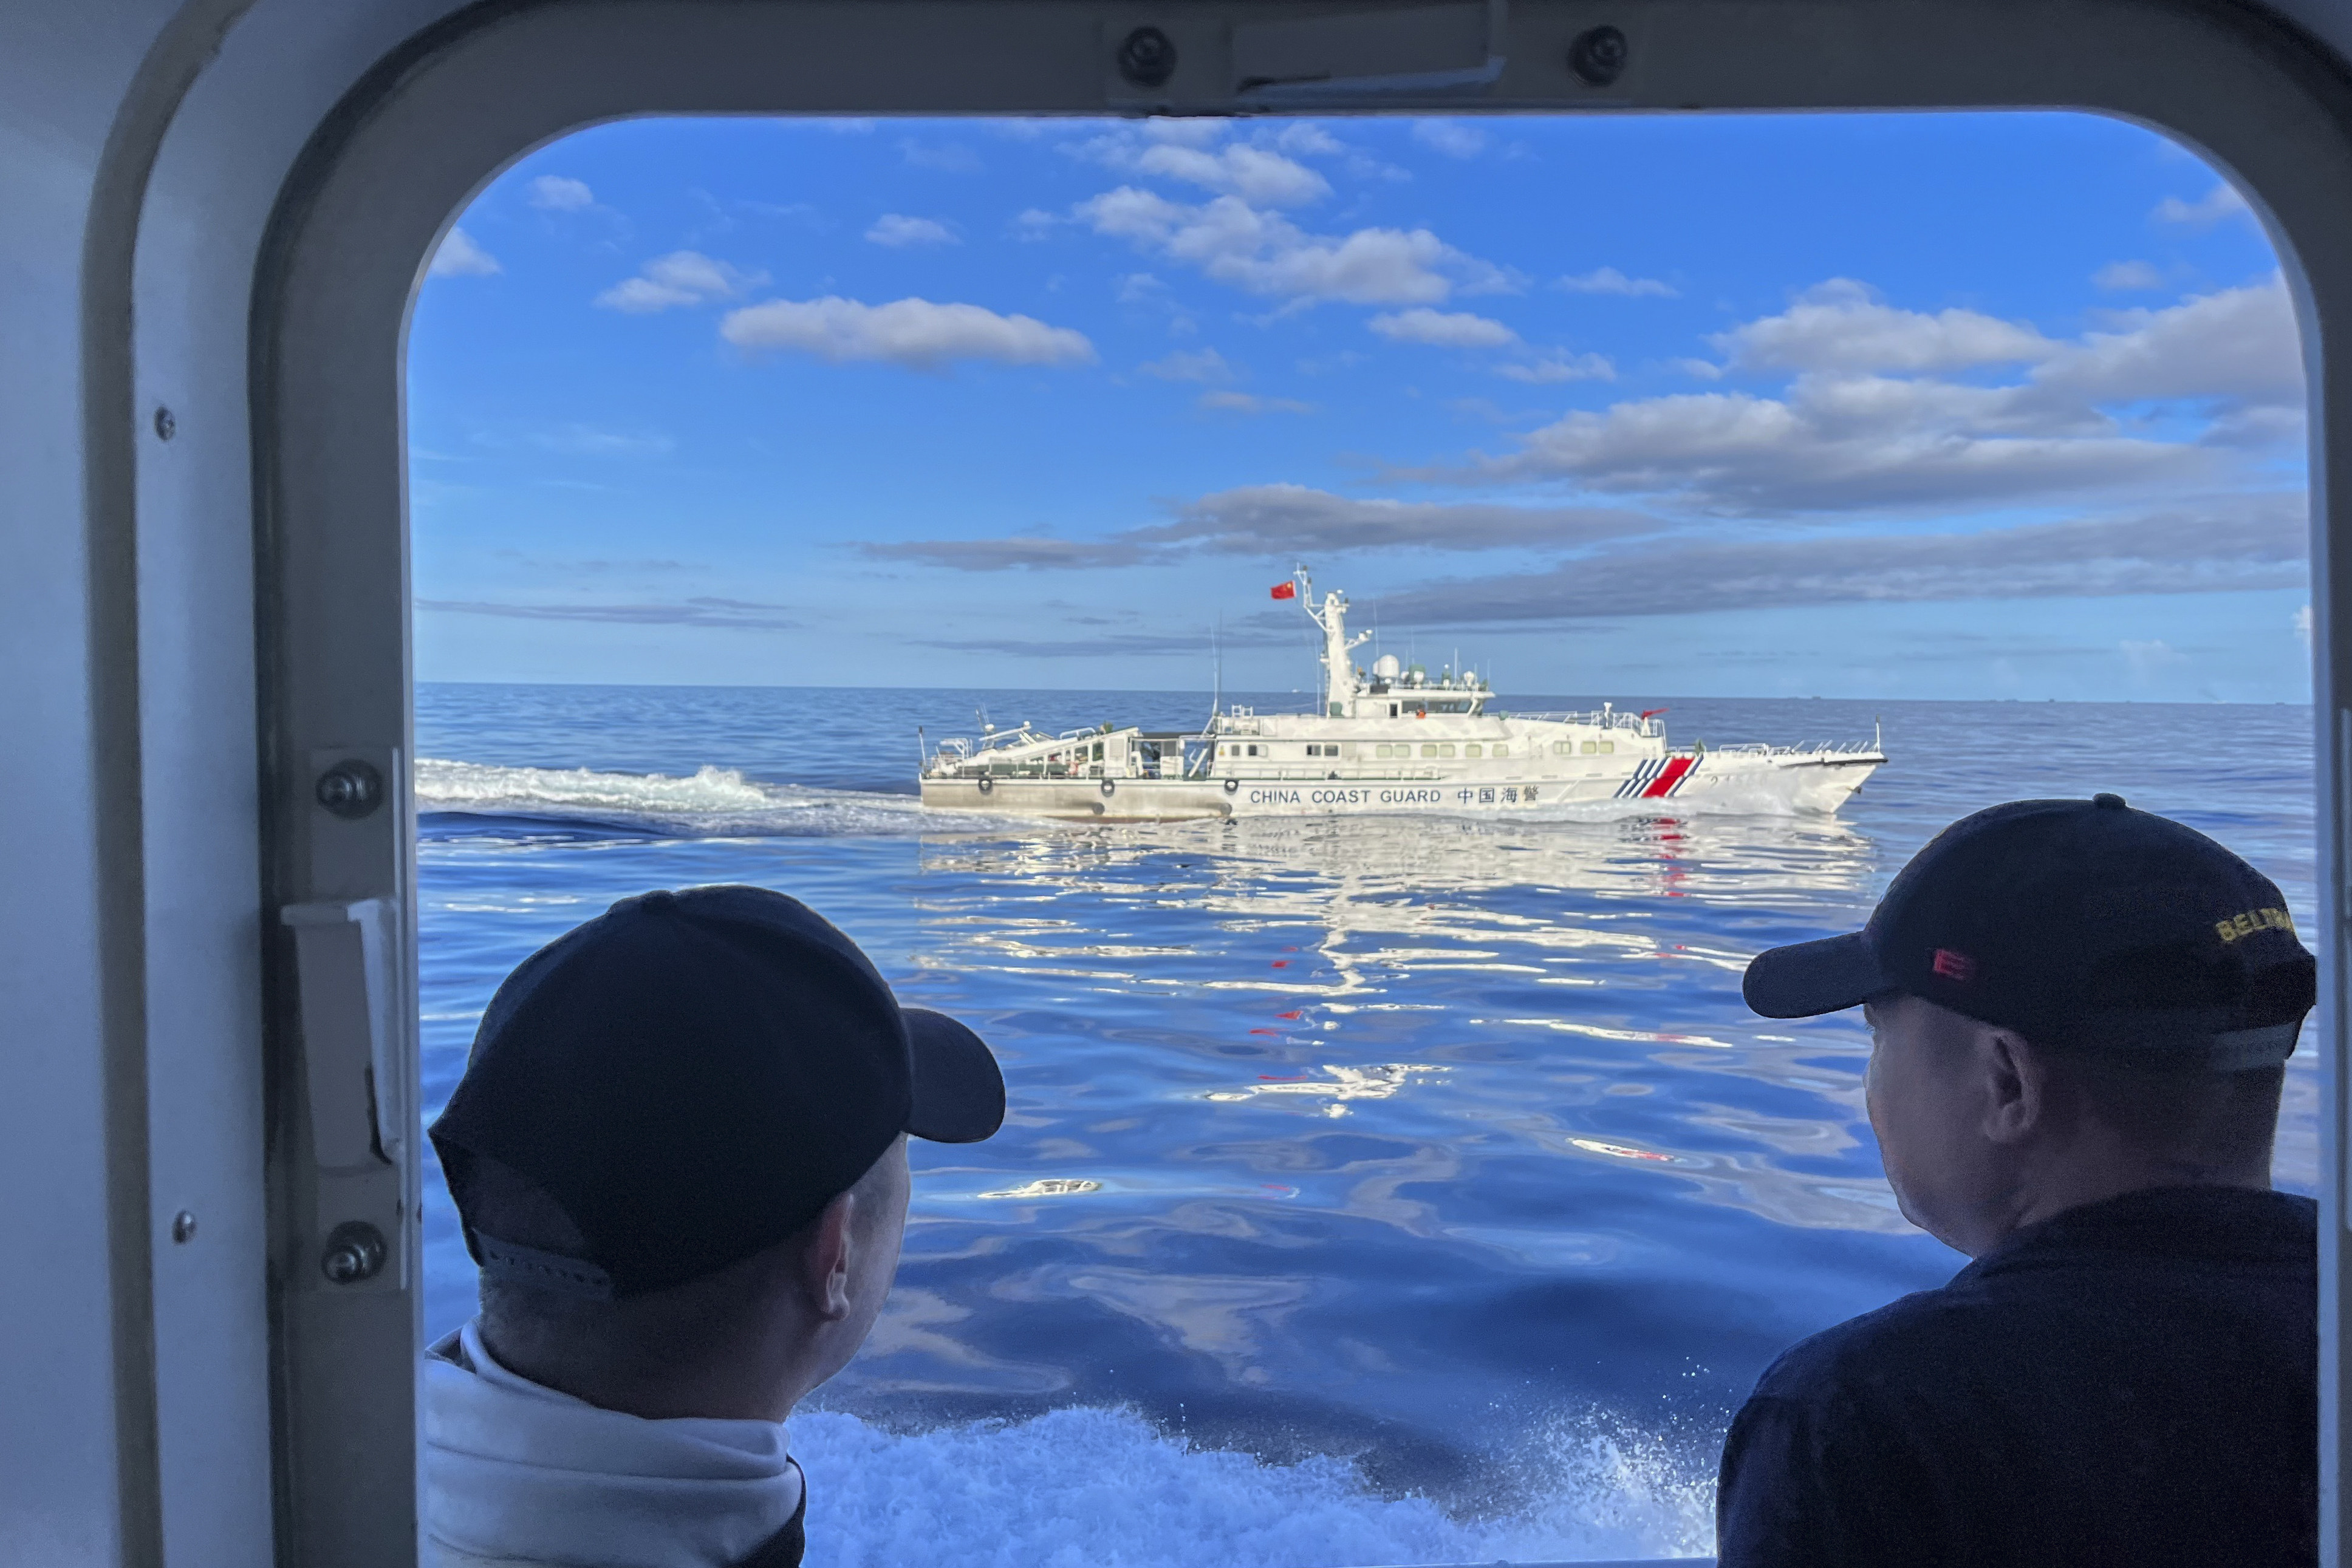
<box><xmin>1616</xmin><ymin>754</ymin><xmax>1699</xmax><ymax>800</ymax></box>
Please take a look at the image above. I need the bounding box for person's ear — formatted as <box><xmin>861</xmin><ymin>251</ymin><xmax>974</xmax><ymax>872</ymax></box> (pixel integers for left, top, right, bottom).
<box><xmin>1979</xmin><ymin>1027</ymin><xmax>2046</xmax><ymax>1145</ymax></box>
<box><xmin>801</xmin><ymin>1189</ymin><xmax>859</xmax><ymax>1323</ymax></box>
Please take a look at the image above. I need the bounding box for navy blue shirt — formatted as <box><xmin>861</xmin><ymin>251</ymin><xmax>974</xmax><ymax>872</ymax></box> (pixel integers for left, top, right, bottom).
<box><xmin>1717</xmin><ymin>1185</ymin><xmax>2316</xmax><ymax>1568</ymax></box>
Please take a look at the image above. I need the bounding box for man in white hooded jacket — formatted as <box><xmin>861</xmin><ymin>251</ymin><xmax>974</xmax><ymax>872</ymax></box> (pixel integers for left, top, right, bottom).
<box><xmin>421</xmin><ymin>886</ymin><xmax>1007</xmax><ymax>1568</ymax></box>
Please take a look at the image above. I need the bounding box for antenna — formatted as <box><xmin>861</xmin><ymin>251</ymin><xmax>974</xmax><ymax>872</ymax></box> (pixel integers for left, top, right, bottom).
<box><xmin>1205</xmin><ymin>616</ymin><xmax>1223</xmax><ymax>732</ymax></box>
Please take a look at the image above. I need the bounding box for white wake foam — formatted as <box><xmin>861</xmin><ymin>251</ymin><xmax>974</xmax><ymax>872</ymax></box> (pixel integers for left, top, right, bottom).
<box><xmin>415</xmin><ymin>758</ymin><xmax>938</xmax><ymax>838</ymax></box>
<box><xmin>793</xmin><ymin>1405</ymin><xmax>1714</xmax><ymax>1567</ymax></box>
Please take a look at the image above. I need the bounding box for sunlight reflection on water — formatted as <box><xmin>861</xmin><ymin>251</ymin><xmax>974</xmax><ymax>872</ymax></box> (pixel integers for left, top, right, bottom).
<box><xmin>414</xmin><ymin>686</ymin><xmax>2317</xmax><ymax>1553</ymax></box>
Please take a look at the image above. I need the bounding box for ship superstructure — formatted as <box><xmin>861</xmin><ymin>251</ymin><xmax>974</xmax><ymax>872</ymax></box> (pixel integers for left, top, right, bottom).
<box><xmin>920</xmin><ymin>573</ymin><xmax>1883</xmax><ymax>820</ymax></box>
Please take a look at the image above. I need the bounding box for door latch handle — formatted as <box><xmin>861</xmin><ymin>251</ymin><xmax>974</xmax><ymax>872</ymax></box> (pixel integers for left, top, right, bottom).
<box><xmin>281</xmin><ymin>898</ymin><xmax>403</xmax><ymax>1170</ymax></box>
<box><xmin>1235</xmin><ymin>0</ymin><xmax>1507</xmax><ymax>101</ymax></box>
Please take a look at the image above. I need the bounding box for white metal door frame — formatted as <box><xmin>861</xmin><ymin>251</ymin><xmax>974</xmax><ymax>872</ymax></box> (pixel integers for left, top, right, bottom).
<box><xmin>244</xmin><ymin>2</ymin><xmax>2352</xmax><ymax>1561</ymax></box>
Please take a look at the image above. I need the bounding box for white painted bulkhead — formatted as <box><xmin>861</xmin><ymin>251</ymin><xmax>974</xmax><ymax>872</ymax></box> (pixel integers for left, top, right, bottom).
<box><xmin>11</xmin><ymin>1</ymin><xmax>2352</xmax><ymax>1564</ymax></box>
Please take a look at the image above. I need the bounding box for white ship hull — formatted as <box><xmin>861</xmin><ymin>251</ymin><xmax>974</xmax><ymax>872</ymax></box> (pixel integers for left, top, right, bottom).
<box><xmin>921</xmin><ymin>745</ymin><xmax>1881</xmax><ymax>821</ymax></box>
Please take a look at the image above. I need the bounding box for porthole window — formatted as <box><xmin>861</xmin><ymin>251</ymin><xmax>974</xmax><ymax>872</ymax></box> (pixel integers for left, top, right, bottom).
<box><xmin>1582</xmin><ymin>740</ymin><xmax>1599</xmax><ymax>755</ymax></box>
<box><xmin>1491</xmin><ymin>743</ymin><xmax>1508</xmax><ymax>758</ymax></box>
<box><xmin>1421</xmin><ymin>743</ymin><xmax>1438</xmax><ymax>758</ymax></box>
<box><xmin>1439</xmin><ymin>743</ymin><xmax>1457</xmax><ymax>758</ymax></box>
<box><xmin>1464</xmin><ymin>743</ymin><xmax>1483</xmax><ymax>758</ymax></box>
<box><xmin>1600</xmin><ymin>741</ymin><xmax>1616</xmax><ymax>754</ymax></box>
<box><xmin>1553</xmin><ymin>741</ymin><xmax>1572</xmax><ymax>756</ymax></box>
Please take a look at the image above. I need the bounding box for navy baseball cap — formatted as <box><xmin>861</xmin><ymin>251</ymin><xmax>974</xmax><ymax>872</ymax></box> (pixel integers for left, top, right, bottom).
<box><xmin>429</xmin><ymin>885</ymin><xmax>1005</xmax><ymax>1299</ymax></box>
<box><xmin>1744</xmin><ymin>795</ymin><xmax>2316</xmax><ymax>1069</ymax></box>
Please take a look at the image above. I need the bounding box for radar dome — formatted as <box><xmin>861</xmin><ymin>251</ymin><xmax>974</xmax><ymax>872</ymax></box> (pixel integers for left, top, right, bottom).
<box><xmin>1373</xmin><ymin>654</ymin><xmax>1401</xmax><ymax>680</ymax></box>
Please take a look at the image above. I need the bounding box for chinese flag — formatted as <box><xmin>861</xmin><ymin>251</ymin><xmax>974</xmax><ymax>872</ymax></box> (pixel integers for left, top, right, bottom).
<box><xmin>1270</xmin><ymin>582</ymin><xmax>1297</xmax><ymax>600</ymax></box>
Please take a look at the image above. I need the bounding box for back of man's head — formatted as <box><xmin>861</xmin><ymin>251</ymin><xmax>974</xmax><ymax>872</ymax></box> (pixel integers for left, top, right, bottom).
<box><xmin>2042</xmin><ymin>1047</ymin><xmax>2284</xmax><ymax>1170</ymax></box>
<box><xmin>428</xmin><ymin>886</ymin><xmax>1000</xmax><ymax>1420</ymax></box>
<box><xmin>1745</xmin><ymin>796</ymin><xmax>2314</xmax><ymax>1253</ymax></box>
<box><xmin>457</xmin><ymin>1140</ymin><xmax>910</xmax><ymax>1419</ymax></box>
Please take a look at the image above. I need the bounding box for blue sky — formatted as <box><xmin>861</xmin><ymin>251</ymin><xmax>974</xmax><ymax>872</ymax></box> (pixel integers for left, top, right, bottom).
<box><xmin>409</xmin><ymin>112</ymin><xmax>2306</xmax><ymax>700</ymax></box>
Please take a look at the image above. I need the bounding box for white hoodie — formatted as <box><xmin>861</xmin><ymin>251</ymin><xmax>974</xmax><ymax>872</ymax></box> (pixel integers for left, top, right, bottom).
<box><xmin>422</xmin><ymin>1321</ymin><xmax>805</xmax><ymax>1568</ymax></box>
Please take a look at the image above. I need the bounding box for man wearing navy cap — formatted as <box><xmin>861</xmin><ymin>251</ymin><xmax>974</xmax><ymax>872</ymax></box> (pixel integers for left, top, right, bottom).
<box><xmin>419</xmin><ymin>885</ymin><xmax>1006</xmax><ymax>1568</ymax></box>
<box><xmin>1717</xmin><ymin>795</ymin><xmax>2318</xmax><ymax>1566</ymax></box>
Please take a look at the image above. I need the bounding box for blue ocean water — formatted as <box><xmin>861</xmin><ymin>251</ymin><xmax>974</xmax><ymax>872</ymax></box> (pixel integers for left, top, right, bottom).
<box><xmin>415</xmin><ymin>686</ymin><xmax>2319</xmax><ymax>1566</ymax></box>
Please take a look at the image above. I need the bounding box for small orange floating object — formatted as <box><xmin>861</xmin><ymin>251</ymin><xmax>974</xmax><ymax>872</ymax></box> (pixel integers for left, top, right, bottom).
<box><xmin>1276</xmin><ymin>1009</ymin><xmax>1302</xmax><ymax>1020</ymax></box>
<box><xmin>1248</xmin><ymin>1028</ymin><xmax>1280</xmax><ymax>1036</ymax></box>
<box><xmin>1270</xmin><ymin>960</ymin><xmax>1289</xmax><ymax>969</ymax></box>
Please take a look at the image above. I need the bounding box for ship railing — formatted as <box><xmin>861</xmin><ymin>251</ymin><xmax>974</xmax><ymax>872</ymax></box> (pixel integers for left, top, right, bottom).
<box><xmin>1701</xmin><ymin>738</ymin><xmax>1884</xmax><ymax>759</ymax></box>
<box><xmin>936</xmin><ymin>724</ymin><xmax>1053</xmax><ymax>758</ymax></box>
<box><xmin>1507</xmin><ymin>709</ymin><xmax>1665</xmax><ymax>737</ymax></box>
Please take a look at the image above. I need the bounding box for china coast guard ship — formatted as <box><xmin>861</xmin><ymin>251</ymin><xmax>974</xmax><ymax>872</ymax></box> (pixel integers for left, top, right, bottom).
<box><xmin>920</xmin><ymin>573</ymin><xmax>1885</xmax><ymax>821</ymax></box>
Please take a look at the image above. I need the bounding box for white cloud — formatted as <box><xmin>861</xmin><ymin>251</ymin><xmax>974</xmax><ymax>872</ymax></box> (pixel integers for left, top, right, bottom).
<box><xmin>1140</xmin><ymin>348</ymin><xmax>1236</xmax><ymax>383</ymax></box>
<box><xmin>419</xmin><ymin>596</ymin><xmax>796</xmax><ymax>629</ymax></box>
<box><xmin>720</xmin><ymin>295</ymin><xmax>1096</xmax><ymax>370</ymax></box>
<box><xmin>863</xmin><ymin>483</ymin><xmax>1644</xmax><ymax>568</ymax></box>
<box><xmin>594</xmin><ymin>251</ymin><xmax>767</xmax><ymax>313</ymax></box>
<box><xmin>428</xmin><ymin>228</ymin><xmax>500</xmax><ymax>278</ymax></box>
<box><xmin>901</xmin><ymin>140</ymin><xmax>982</xmax><ymax>173</ymax></box>
<box><xmin>1368</xmin><ymin>499</ymin><xmax>2306</xmax><ymax>625</ymax></box>
<box><xmin>2093</xmin><ymin>260</ymin><xmax>2164</xmax><ymax>291</ymax></box>
<box><xmin>1132</xmin><ymin>142</ymin><xmax>1330</xmax><ymax>205</ymax></box>
<box><xmin>1140</xmin><ymin>117</ymin><xmax>1227</xmax><ymax>149</ymax></box>
<box><xmin>1557</xmin><ymin>267</ymin><xmax>1677</xmax><ymax>298</ymax></box>
<box><xmin>1474</xmin><ymin>281</ymin><xmax>2303</xmax><ymax>516</ymax></box>
<box><xmin>2119</xmin><ymin>638</ymin><xmax>2190</xmax><ymax>681</ymax></box>
<box><xmin>527</xmin><ymin>176</ymin><xmax>595</xmax><ymax>212</ymax></box>
<box><xmin>526</xmin><ymin>424</ymin><xmax>674</xmax><ymax>457</ymax></box>
<box><xmin>2026</xmin><ymin>276</ymin><xmax>2302</xmax><ymax>408</ymax></box>
<box><xmin>1070</xmin><ymin>121</ymin><xmax>1337</xmax><ymax>206</ymax></box>
<box><xmin>1497</xmin><ymin>380</ymin><xmax>2196</xmax><ymax>511</ymax></box>
<box><xmin>1359</xmin><ymin>308</ymin><xmax>1613</xmax><ymax>383</ymax></box>
<box><xmin>1267</xmin><ymin>122</ymin><xmax>1345</xmax><ymax>158</ymax></box>
<box><xmin>1711</xmin><ymin>279</ymin><xmax>2055</xmax><ymax>373</ymax></box>
<box><xmin>1494</xmin><ymin>353</ymin><xmax>1615</xmax><ymax>383</ymax></box>
<box><xmin>1412</xmin><ymin>120</ymin><xmax>1488</xmax><ymax>158</ymax></box>
<box><xmin>1011</xmin><ymin>208</ymin><xmax>1059</xmax><ymax>240</ymax></box>
<box><xmin>2154</xmin><ymin>182</ymin><xmax>2251</xmax><ymax>227</ymax></box>
<box><xmin>1078</xmin><ymin>186</ymin><xmax>1508</xmax><ymax>306</ymax></box>
<box><xmin>1199</xmin><ymin>390</ymin><xmax>1316</xmax><ymax>415</ymax></box>
<box><xmin>1481</xmin><ymin>377</ymin><xmax>2183</xmax><ymax>513</ymax></box>
<box><xmin>1369</xmin><ymin>308</ymin><xmax>1519</xmax><ymax>348</ymax></box>
<box><xmin>866</xmin><ymin>214</ymin><xmax>960</xmax><ymax>247</ymax></box>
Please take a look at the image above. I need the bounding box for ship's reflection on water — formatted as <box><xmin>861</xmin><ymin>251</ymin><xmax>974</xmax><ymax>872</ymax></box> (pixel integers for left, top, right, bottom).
<box><xmin>819</xmin><ymin>809</ymin><xmax>1939</xmax><ymax>1489</ymax></box>
<box><xmin>413</xmin><ymin>690</ymin><xmax>2317</xmax><ymax>1521</ymax></box>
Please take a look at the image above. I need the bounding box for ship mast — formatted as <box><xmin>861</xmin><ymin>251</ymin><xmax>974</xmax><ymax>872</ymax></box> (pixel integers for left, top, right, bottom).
<box><xmin>1290</xmin><ymin>569</ymin><xmax>1372</xmax><ymax>717</ymax></box>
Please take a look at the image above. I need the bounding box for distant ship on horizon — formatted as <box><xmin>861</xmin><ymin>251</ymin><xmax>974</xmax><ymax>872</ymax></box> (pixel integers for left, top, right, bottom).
<box><xmin>920</xmin><ymin>571</ymin><xmax>1885</xmax><ymax>821</ymax></box>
